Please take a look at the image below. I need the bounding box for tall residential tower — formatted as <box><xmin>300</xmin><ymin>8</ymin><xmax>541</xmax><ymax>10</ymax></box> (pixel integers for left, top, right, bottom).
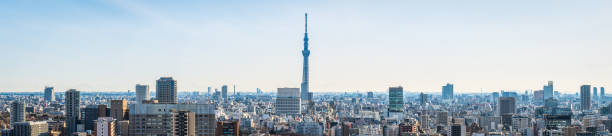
<box><xmin>442</xmin><ymin>83</ymin><xmax>454</xmax><ymax>99</ymax></box>
<box><xmin>580</xmin><ymin>85</ymin><xmax>591</xmax><ymax>111</ymax></box>
<box><xmin>543</xmin><ymin>81</ymin><xmax>554</xmax><ymax>100</ymax></box>
<box><xmin>65</xmin><ymin>89</ymin><xmax>80</xmax><ymax>135</ymax></box>
<box><xmin>388</xmin><ymin>86</ymin><xmax>404</xmax><ymax>112</ymax></box>
<box><xmin>156</xmin><ymin>77</ymin><xmax>177</xmax><ymax>104</ymax></box>
<box><xmin>135</xmin><ymin>84</ymin><xmax>149</xmax><ymax>103</ymax></box>
<box><xmin>301</xmin><ymin>13</ymin><xmax>311</xmax><ymax>101</ymax></box>
<box><xmin>44</xmin><ymin>86</ymin><xmax>54</xmax><ymax>102</ymax></box>
<box><xmin>10</xmin><ymin>101</ymin><xmax>25</xmax><ymax>127</ymax></box>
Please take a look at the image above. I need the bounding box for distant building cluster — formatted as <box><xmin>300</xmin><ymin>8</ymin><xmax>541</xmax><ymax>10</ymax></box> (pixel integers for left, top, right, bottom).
<box><xmin>0</xmin><ymin>14</ymin><xmax>611</xmax><ymax>136</ymax></box>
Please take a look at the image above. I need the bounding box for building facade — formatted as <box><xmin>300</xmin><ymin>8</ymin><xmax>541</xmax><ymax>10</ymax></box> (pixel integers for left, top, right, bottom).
<box><xmin>543</xmin><ymin>81</ymin><xmax>554</xmax><ymax>100</ymax></box>
<box><xmin>388</xmin><ymin>86</ymin><xmax>404</xmax><ymax>112</ymax></box>
<box><xmin>83</xmin><ymin>104</ymin><xmax>107</xmax><ymax>131</ymax></box>
<box><xmin>443</xmin><ymin>83</ymin><xmax>454</xmax><ymax>99</ymax></box>
<box><xmin>65</xmin><ymin>89</ymin><xmax>81</xmax><ymax>135</ymax></box>
<box><xmin>581</xmin><ymin>85</ymin><xmax>591</xmax><ymax>110</ymax></box>
<box><xmin>128</xmin><ymin>103</ymin><xmax>216</xmax><ymax>136</ymax></box>
<box><xmin>222</xmin><ymin>85</ymin><xmax>228</xmax><ymax>101</ymax></box>
<box><xmin>275</xmin><ymin>88</ymin><xmax>301</xmax><ymax>115</ymax></box>
<box><xmin>10</xmin><ymin>101</ymin><xmax>25</xmax><ymax>127</ymax></box>
<box><xmin>111</xmin><ymin>100</ymin><xmax>128</xmax><ymax>121</ymax></box>
<box><xmin>44</xmin><ymin>86</ymin><xmax>55</xmax><ymax>102</ymax></box>
<box><xmin>135</xmin><ymin>84</ymin><xmax>149</xmax><ymax>104</ymax></box>
<box><xmin>13</xmin><ymin>121</ymin><xmax>49</xmax><ymax>136</ymax></box>
<box><xmin>216</xmin><ymin>120</ymin><xmax>240</xmax><ymax>136</ymax></box>
<box><xmin>156</xmin><ymin>77</ymin><xmax>177</xmax><ymax>104</ymax></box>
<box><xmin>499</xmin><ymin>97</ymin><xmax>516</xmax><ymax>115</ymax></box>
<box><xmin>95</xmin><ymin>117</ymin><xmax>116</xmax><ymax>136</ymax></box>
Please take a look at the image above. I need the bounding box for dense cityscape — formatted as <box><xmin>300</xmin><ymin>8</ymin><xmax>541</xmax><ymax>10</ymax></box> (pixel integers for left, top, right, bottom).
<box><xmin>1</xmin><ymin>78</ymin><xmax>610</xmax><ymax>136</ymax></box>
<box><xmin>1</xmin><ymin>8</ymin><xmax>611</xmax><ymax>136</ymax></box>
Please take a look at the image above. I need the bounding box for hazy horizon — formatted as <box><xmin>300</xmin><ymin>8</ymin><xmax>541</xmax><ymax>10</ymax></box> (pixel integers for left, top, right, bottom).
<box><xmin>1</xmin><ymin>0</ymin><xmax>611</xmax><ymax>93</ymax></box>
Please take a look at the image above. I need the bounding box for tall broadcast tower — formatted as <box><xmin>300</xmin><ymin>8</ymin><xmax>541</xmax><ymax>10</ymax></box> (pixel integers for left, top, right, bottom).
<box><xmin>301</xmin><ymin>13</ymin><xmax>310</xmax><ymax>101</ymax></box>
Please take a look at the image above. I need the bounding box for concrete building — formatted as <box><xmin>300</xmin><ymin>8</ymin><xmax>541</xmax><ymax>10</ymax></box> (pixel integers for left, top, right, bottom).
<box><xmin>443</xmin><ymin>83</ymin><xmax>454</xmax><ymax>99</ymax></box>
<box><xmin>111</xmin><ymin>100</ymin><xmax>127</xmax><ymax>121</ymax></box>
<box><xmin>599</xmin><ymin>87</ymin><xmax>606</xmax><ymax>98</ymax></box>
<box><xmin>175</xmin><ymin>110</ymin><xmax>195</xmax><ymax>136</ymax></box>
<box><xmin>44</xmin><ymin>86</ymin><xmax>55</xmax><ymax>102</ymax></box>
<box><xmin>543</xmin><ymin>81</ymin><xmax>554</xmax><ymax>100</ymax></box>
<box><xmin>156</xmin><ymin>77</ymin><xmax>177</xmax><ymax>104</ymax></box>
<box><xmin>296</xmin><ymin>120</ymin><xmax>322</xmax><ymax>136</ymax></box>
<box><xmin>94</xmin><ymin>117</ymin><xmax>116</xmax><ymax>136</ymax></box>
<box><xmin>438</xmin><ymin>111</ymin><xmax>449</xmax><ymax>126</ymax></box>
<box><xmin>581</xmin><ymin>85</ymin><xmax>591</xmax><ymax>110</ymax></box>
<box><xmin>83</xmin><ymin>105</ymin><xmax>107</xmax><ymax>131</ymax></box>
<box><xmin>601</xmin><ymin>87</ymin><xmax>605</xmax><ymax>98</ymax></box>
<box><xmin>13</xmin><ymin>121</ymin><xmax>48</xmax><ymax>136</ymax></box>
<box><xmin>128</xmin><ymin>103</ymin><xmax>216</xmax><ymax>136</ymax></box>
<box><xmin>594</xmin><ymin>87</ymin><xmax>599</xmax><ymax>100</ymax></box>
<box><xmin>135</xmin><ymin>84</ymin><xmax>149</xmax><ymax>104</ymax></box>
<box><xmin>275</xmin><ymin>88</ymin><xmax>301</xmax><ymax>115</ymax></box>
<box><xmin>499</xmin><ymin>97</ymin><xmax>516</xmax><ymax>115</ymax></box>
<box><xmin>222</xmin><ymin>85</ymin><xmax>228</xmax><ymax>101</ymax></box>
<box><xmin>450</xmin><ymin>123</ymin><xmax>466</xmax><ymax>136</ymax></box>
<box><xmin>65</xmin><ymin>89</ymin><xmax>80</xmax><ymax>135</ymax></box>
<box><xmin>216</xmin><ymin>120</ymin><xmax>239</xmax><ymax>136</ymax></box>
<box><xmin>420</xmin><ymin>92</ymin><xmax>428</xmax><ymax>106</ymax></box>
<box><xmin>388</xmin><ymin>86</ymin><xmax>404</xmax><ymax>112</ymax></box>
<box><xmin>10</xmin><ymin>101</ymin><xmax>25</xmax><ymax>127</ymax></box>
<box><xmin>117</xmin><ymin>121</ymin><xmax>129</xmax><ymax>136</ymax></box>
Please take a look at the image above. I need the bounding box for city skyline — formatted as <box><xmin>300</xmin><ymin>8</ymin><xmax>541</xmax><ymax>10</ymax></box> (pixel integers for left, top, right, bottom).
<box><xmin>1</xmin><ymin>0</ymin><xmax>611</xmax><ymax>93</ymax></box>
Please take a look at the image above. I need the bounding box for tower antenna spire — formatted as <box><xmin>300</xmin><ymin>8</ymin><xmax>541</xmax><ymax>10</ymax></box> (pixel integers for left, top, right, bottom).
<box><xmin>301</xmin><ymin>12</ymin><xmax>311</xmax><ymax>102</ymax></box>
<box><xmin>305</xmin><ymin>12</ymin><xmax>308</xmax><ymax>33</ymax></box>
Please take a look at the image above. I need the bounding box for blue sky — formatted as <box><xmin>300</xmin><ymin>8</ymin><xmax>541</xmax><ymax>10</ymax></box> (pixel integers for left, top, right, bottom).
<box><xmin>1</xmin><ymin>0</ymin><xmax>611</xmax><ymax>93</ymax></box>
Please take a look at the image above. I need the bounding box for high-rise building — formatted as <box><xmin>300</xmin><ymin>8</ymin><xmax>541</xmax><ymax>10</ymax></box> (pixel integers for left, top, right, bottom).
<box><xmin>128</xmin><ymin>103</ymin><xmax>216</xmax><ymax>136</ymax></box>
<box><xmin>44</xmin><ymin>86</ymin><xmax>54</xmax><ymax>102</ymax></box>
<box><xmin>442</xmin><ymin>83</ymin><xmax>454</xmax><ymax>99</ymax></box>
<box><xmin>388</xmin><ymin>86</ymin><xmax>404</xmax><ymax>112</ymax></box>
<box><xmin>543</xmin><ymin>81</ymin><xmax>554</xmax><ymax>100</ymax></box>
<box><xmin>156</xmin><ymin>77</ymin><xmax>177</xmax><ymax>104</ymax></box>
<box><xmin>83</xmin><ymin>105</ymin><xmax>107</xmax><ymax>131</ymax></box>
<box><xmin>601</xmin><ymin>87</ymin><xmax>605</xmax><ymax>97</ymax></box>
<box><xmin>593</xmin><ymin>87</ymin><xmax>599</xmax><ymax>100</ymax></box>
<box><xmin>420</xmin><ymin>92</ymin><xmax>428</xmax><ymax>106</ymax></box>
<box><xmin>94</xmin><ymin>117</ymin><xmax>116</xmax><ymax>136</ymax></box>
<box><xmin>581</xmin><ymin>85</ymin><xmax>592</xmax><ymax>110</ymax></box>
<box><xmin>65</xmin><ymin>89</ymin><xmax>81</xmax><ymax>135</ymax></box>
<box><xmin>10</xmin><ymin>101</ymin><xmax>25</xmax><ymax>127</ymax></box>
<box><xmin>13</xmin><ymin>121</ymin><xmax>48</xmax><ymax>136</ymax></box>
<box><xmin>222</xmin><ymin>85</ymin><xmax>228</xmax><ymax>101</ymax></box>
<box><xmin>301</xmin><ymin>13</ymin><xmax>311</xmax><ymax>102</ymax></box>
<box><xmin>135</xmin><ymin>84</ymin><xmax>149</xmax><ymax>104</ymax></box>
<box><xmin>275</xmin><ymin>88</ymin><xmax>301</xmax><ymax>115</ymax></box>
<box><xmin>367</xmin><ymin>92</ymin><xmax>374</xmax><ymax>99</ymax></box>
<box><xmin>499</xmin><ymin>97</ymin><xmax>516</xmax><ymax>115</ymax></box>
<box><xmin>111</xmin><ymin>100</ymin><xmax>127</xmax><ymax>121</ymax></box>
